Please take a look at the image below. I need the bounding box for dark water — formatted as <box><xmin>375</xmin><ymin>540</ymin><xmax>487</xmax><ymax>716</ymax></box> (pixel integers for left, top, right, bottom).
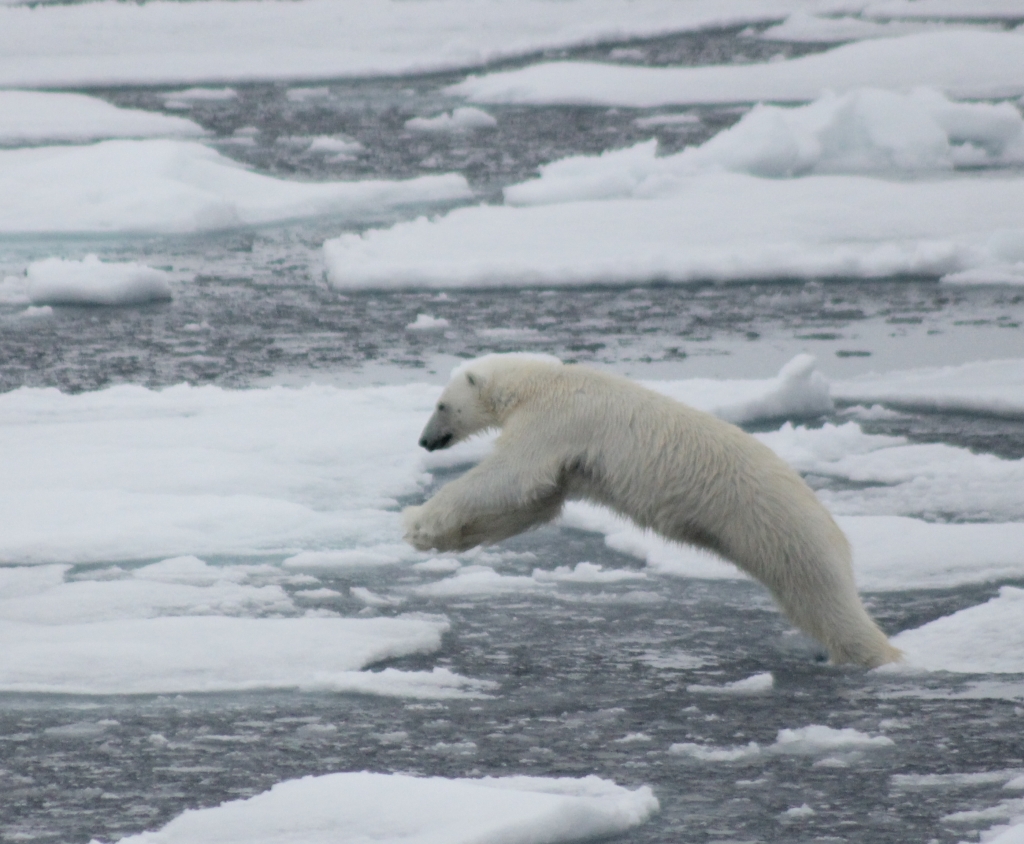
<box><xmin>3</xmin><ymin>23</ymin><xmax>1024</xmax><ymax>844</ymax></box>
<box><xmin>1</xmin><ymin>528</ymin><xmax>1022</xmax><ymax>844</ymax></box>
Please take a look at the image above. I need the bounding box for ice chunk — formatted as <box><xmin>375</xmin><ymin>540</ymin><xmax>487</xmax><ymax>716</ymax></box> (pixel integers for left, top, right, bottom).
<box><xmin>406</xmin><ymin>313</ymin><xmax>450</xmax><ymax>331</ymax></box>
<box><xmin>671</xmin><ymin>725</ymin><xmax>893</xmax><ymax>763</ymax></box>
<box><xmin>450</xmin><ymin>31</ymin><xmax>1024</xmax><ymax>106</ymax></box>
<box><xmin>834</xmin><ymin>358</ymin><xmax>1024</xmax><ymax>418</ymax></box>
<box><xmin>0</xmin><ymin>139</ymin><xmax>470</xmax><ymax>234</ymax></box>
<box><xmin>0</xmin><ymin>0</ymin><xmax>808</xmax><ymax>87</ymax></box>
<box><xmin>27</xmin><ymin>254</ymin><xmax>173</xmax><ymax>306</ymax></box>
<box><xmin>504</xmin><ymin>88</ymin><xmax>1023</xmax><ymax>204</ymax></box>
<box><xmin>406</xmin><ymin>106</ymin><xmax>497</xmax><ymax>132</ymax></box>
<box><xmin>889</xmin><ymin>587</ymin><xmax>1024</xmax><ymax>673</ymax></box>
<box><xmin>646</xmin><ymin>354</ymin><xmax>832</xmax><ymax>424</ymax></box>
<box><xmin>687</xmin><ymin>672</ymin><xmax>774</xmax><ymax>695</ymax></box>
<box><xmin>0</xmin><ymin>615</ymin><xmax>451</xmax><ymax>694</ymax></box>
<box><xmin>0</xmin><ymin>90</ymin><xmax>205</xmax><ymax>143</ymax></box>
<box><xmin>324</xmin><ymin>170</ymin><xmax>1020</xmax><ymax>289</ymax></box>
<box><xmin>104</xmin><ymin>771</ymin><xmax>658</xmax><ymax>844</ymax></box>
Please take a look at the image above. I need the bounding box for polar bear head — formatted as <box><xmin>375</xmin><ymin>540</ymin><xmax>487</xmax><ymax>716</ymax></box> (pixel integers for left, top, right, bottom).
<box><xmin>417</xmin><ymin>353</ymin><xmax>562</xmax><ymax>451</ymax></box>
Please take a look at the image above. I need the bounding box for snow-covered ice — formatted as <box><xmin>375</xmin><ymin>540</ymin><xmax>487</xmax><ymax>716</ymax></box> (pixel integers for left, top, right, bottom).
<box><xmin>405</xmin><ymin>107</ymin><xmax>497</xmax><ymax>133</ymax></box>
<box><xmin>0</xmin><ymin>90</ymin><xmax>205</xmax><ymax>143</ymax></box>
<box><xmin>102</xmin><ymin>771</ymin><xmax>658</xmax><ymax>844</ymax></box>
<box><xmin>0</xmin><ymin>140</ymin><xmax>469</xmax><ymax>234</ymax></box>
<box><xmin>324</xmin><ymin>169</ymin><xmax>1024</xmax><ymax>289</ymax></box>
<box><xmin>1</xmin><ymin>355</ymin><xmax>1021</xmax><ymax>684</ymax></box>
<box><xmin>890</xmin><ymin>587</ymin><xmax>1024</xmax><ymax>674</ymax></box>
<box><xmin>325</xmin><ymin>79</ymin><xmax>1024</xmax><ymax>291</ymax></box>
<box><xmin>503</xmin><ymin>89</ymin><xmax>1024</xmax><ymax>195</ymax></box>
<box><xmin>450</xmin><ymin>31</ymin><xmax>1024</xmax><ymax>106</ymax></box>
<box><xmin>4</xmin><ymin>5</ymin><xmax>1024</xmax><ymax>842</ymax></box>
<box><xmin>753</xmin><ymin>11</ymin><xmax>998</xmax><ymax>43</ymax></box>
<box><xmin>834</xmin><ymin>359</ymin><xmax>1024</xmax><ymax>418</ymax></box>
<box><xmin>0</xmin><ymin>0</ymin><xmax>840</xmax><ymax>88</ymax></box>
<box><xmin>0</xmin><ymin>614</ymin><xmax>468</xmax><ymax>696</ymax></box>
<box><xmin>25</xmin><ymin>255</ymin><xmax>173</xmax><ymax>306</ymax></box>
<box><xmin>670</xmin><ymin>725</ymin><xmax>894</xmax><ymax>763</ymax></box>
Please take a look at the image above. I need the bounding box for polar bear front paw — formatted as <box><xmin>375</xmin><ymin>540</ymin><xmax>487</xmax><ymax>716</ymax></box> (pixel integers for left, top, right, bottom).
<box><xmin>403</xmin><ymin>504</ymin><xmax>474</xmax><ymax>552</ymax></box>
<box><xmin>403</xmin><ymin>505</ymin><xmax>444</xmax><ymax>551</ymax></box>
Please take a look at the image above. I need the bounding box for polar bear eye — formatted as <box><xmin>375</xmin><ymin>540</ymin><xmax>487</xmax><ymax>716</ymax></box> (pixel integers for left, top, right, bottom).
<box><xmin>437</xmin><ymin>403</ymin><xmax>447</xmax><ymax>412</ymax></box>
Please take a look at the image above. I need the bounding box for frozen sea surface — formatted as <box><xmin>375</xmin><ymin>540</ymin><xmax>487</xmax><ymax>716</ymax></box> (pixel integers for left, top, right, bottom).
<box><xmin>2</xmin><ymin>9</ymin><xmax>1024</xmax><ymax>844</ymax></box>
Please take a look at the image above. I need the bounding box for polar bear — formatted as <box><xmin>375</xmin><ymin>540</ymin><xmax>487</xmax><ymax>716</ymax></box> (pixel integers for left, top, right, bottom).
<box><xmin>403</xmin><ymin>354</ymin><xmax>900</xmax><ymax>668</ymax></box>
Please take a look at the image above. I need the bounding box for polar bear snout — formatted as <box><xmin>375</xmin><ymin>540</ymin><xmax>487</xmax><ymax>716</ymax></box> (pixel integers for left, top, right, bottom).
<box><xmin>418</xmin><ymin>411</ymin><xmax>455</xmax><ymax>451</ymax></box>
<box><xmin>420</xmin><ymin>431</ymin><xmax>453</xmax><ymax>451</ymax></box>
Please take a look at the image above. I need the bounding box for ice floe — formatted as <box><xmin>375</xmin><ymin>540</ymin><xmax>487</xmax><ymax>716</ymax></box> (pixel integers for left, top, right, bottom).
<box><xmin>0</xmin><ymin>0</ymin><xmax>827</xmax><ymax>88</ymax></box>
<box><xmin>0</xmin><ymin>139</ymin><xmax>469</xmax><ymax>234</ymax></box>
<box><xmin>670</xmin><ymin>725</ymin><xmax>894</xmax><ymax>763</ymax></box>
<box><xmin>450</xmin><ymin>31</ymin><xmax>1024</xmax><ymax>106</ymax></box>
<box><xmin>834</xmin><ymin>359</ymin><xmax>1024</xmax><ymax>418</ymax></box>
<box><xmin>24</xmin><ymin>255</ymin><xmax>173</xmax><ymax>306</ymax></box>
<box><xmin>0</xmin><ymin>615</ymin><xmax>462</xmax><ymax>695</ymax></box>
<box><xmin>0</xmin><ymin>90</ymin><xmax>205</xmax><ymax>143</ymax></box>
<box><xmin>503</xmin><ymin>89</ymin><xmax>1024</xmax><ymax>197</ymax></box>
<box><xmin>406</xmin><ymin>107</ymin><xmax>497</xmax><ymax>133</ymax></box>
<box><xmin>1</xmin><ymin>354</ymin><xmax>1022</xmax><ymax>683</ymax></box>
<box><xmin>105</xmin><ymin>771</ymin><xmax>658</xmax><ymax>844</ymax></box>
<box><xmin>752</xmin><ymin>11</ymin><xmax>998</xmax><ymax>42</ymax></box>
<box><xmin>323</xmin><ymin>170</ymin><xmax>1024</xmax><ymax>289</ymax></box>
<box><xmin>890</xmin><ymin>587</ymin><xmax>1024</xmax><ymax>674</ymax></box>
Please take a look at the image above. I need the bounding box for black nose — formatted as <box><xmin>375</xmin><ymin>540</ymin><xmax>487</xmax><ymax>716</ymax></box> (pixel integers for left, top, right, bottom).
<box><xmin>419</xmin><ymin>433</ymin><xmax>453</xmax><ymax>451</ymax></box>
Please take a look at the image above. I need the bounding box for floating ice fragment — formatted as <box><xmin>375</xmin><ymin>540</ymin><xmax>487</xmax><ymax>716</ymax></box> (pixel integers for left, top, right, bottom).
<box><xmin>687</xmin><ymin>672</ymin><xmax>774</xmax><ymax>695</ymax></box>
<box><xmin>27</xmin><ymin>255</ymin><xmax>173</xmax><ymax>306</ymax></box>
<box><xmin>103</xmin><ymin>771</ymin><xmax>658</xmax><ymax>844</ymax></box>
<box><xmin>782</xmin><ymin>804</ymin><xmax>816</xmax><ymax>818</ymax></box>
<box><xmin>406</xmin><ymin>313</ymin><xmax>450</xmax><ymax>331</ymax></box>
<box><xmin>0</xmin><ymin>615</ymin><xmax>453</xmax><ymax>695</ymax></box>
<box><xmin>888</xmin><ymin>587</ymin><xmax>1024</xmax><ymax>674</ymax></box>
<box><xmin>0</xmin><ymin>139</ymin><xmax>470</xmax><ymax>234</ymax></box>
<box><xmin>671</xmin><ymin>725</ymin><xmax>892</xmax><ymax>763</ymax></box>
<box><xmin>450</xmin><ymin>31</ymin><xmax>1024</xmax><ymax>106</ymax></box>
<box><xmin>405</xmin><ymin>107</ymin><xmax>497</xmax><ymax>132</ymax></box>
<box><xmin>0</xmin><ymin>90</ymin><xmax>205</xmax><ymax>143</ymax></box>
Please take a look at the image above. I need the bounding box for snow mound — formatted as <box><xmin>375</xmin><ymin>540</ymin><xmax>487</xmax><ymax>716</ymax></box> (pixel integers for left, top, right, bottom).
<box><xmin>406</xmin><ymin>107</ymin><xmax>497</xmax><ymax>132</ymax></box>
<box><xmin>104</xmin><ymin>771</ymin><xmax>658</xmax><ymax>844</ymax></box>
<box><xmin>0</xmin><ymin>139</ymin><xmax>470</xmax><ymax>234</ymax></box>
<box><xmin>450</xmin><ymin>30</ymin><xmax>1024</xmax><ymax>106</ymax></box>
<box><xmin>889</xmin><ymin>587</ymin><xmax>1024</xmax><ymax>674</ymax></box>
<box><xmin>0</xmin><ymin>90</ymin><xmax>205</xmax><ymax>143</ymax></box>
<box><xmin>645</xmin><ymin>353</ymin><xmax>832</xmax><ymax>424</ymax></box>
<box><xmin>27</xmin><ymin>254</ymin><xmax>173</xmax><ymax>306</ymax></box>
<box><xmin>503</xmin><ymin>89</ymin><xmax>1024</xmax><ymax>203</ymax></box>
<box><xmin>0</xmin><ymin>615</ymin><xmax>458</xmax><ymax>695</ymax></box>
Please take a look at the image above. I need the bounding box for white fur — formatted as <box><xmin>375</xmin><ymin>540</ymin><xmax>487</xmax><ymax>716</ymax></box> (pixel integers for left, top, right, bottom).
<box><xmin>404</xmin><ymin>355</ymin><xmax>901</xmax><ymax>668</ymax></box>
